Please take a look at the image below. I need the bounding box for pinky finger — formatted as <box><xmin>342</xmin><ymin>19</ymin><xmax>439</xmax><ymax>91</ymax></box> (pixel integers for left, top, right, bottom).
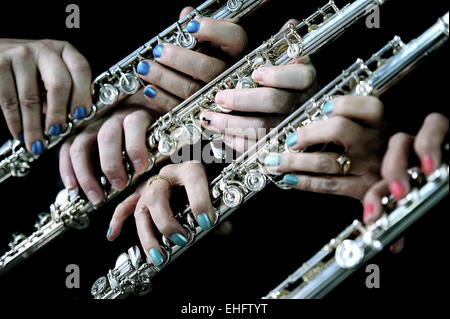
<box><xmin>59</xmin><ymin>137</ymin><xmax>77</xmax><ymax>189</ymax></box>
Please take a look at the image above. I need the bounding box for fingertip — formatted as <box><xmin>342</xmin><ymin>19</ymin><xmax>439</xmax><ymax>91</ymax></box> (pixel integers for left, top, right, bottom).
<box><xmin>180</xmin><ymin>6</ymin><xmax>195</xmax><ymax>19</ymax></box>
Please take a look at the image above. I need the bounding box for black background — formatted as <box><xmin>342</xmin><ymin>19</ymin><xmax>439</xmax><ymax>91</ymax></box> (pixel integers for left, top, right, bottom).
<box><xmin>0</xmin><ymin>0</ymin><xmax>448</xmax><ymax>315</ymax></box>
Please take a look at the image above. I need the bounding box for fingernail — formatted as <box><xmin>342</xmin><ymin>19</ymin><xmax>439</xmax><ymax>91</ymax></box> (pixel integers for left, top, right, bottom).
<box><xmin>421</xmin><ymin>155</ymin><xmax>434</xmax><ymax>175</ymax></box>
<box><xmin>31</xmin><ymin>141</ymin><xmax>44</xmax><ymax>155</ymax></box>
<box><xmin>252</xmin><ymin>69</ymin><xmax>264</xmax><ymax>83</ymax></box>
<box><xmin>322</xmin><ymin>100</ymin><xmax>334</xmax><ymax>115</ymax></box>
<box><xmin>153</xmin><ymin>44</ymin><xmax>164</xmax><ymax>58</ymax></box>
<box><xmin>74</xmin><ymin>106</ymin><xmax>87</xmax><ymax>120</ymax></box>
<box><xmin>111</xmin><ymin>178</ymin><xmax>125</xmax><ymax>190</ymax></box>
<box><xmin>88</xmin><ymin>190</ymin><xmax>103</xmax><ymax>205</ymax></box>
<box><xmin>133</xmin><ymin>158</ymin><xmax>144</xmax><ymax>172</ymax></box>
<box><xmin>49</xmin><ymin>124</ymin><xmax>62</xmax><ymax>136</ymax></box>
<box><xmin>149</xmin><ymin>248</ymin><xmax>164</xmax><ymax>266</ymax></box>
<box><xmin>18</xmin><ymin>132</ymin><xmax>25</xmax><ymax>144</ymax></box>
<box><xmin>144</xmin><ymin>87</ymin><xmax>157</xmax><ymax>99</ymax></box>
<box><xmin>65</xmin><ymin>175</ymin><xmax>76</xmax><ymax>189</ymax></box>
<box><xmin>264</xmin><ymin>154</ymin><xmax>281</xmax><ymax>167</ymax></box>
<box><xmin>171</xmin><ymin>233</ymin><xmax>188</xmax><ymax>247</ymax></box>
<box><xmin>186</xmin><ymin>20</ymin><xmax>200</xmax><ymax>33</ymax></box>
<box><xmin>197</xmin><ymin>213</ymin><xmax>211</xmax><ymax>230</ymax></box>
<box><xmin>283</xmin><ymin>174</ymin><xmax>298</xmax><ymax>185</ymax></box>
<box><xmin>286</xmin><ymin>133</ymin><xmax>298</xmax><ymax>147</ymax></box>
<box><xmin>137</xmin><ymin>61</ymin><xmax>150</xmax><ymax>75</ymax></box>
<box><xmin>215</xmin><ymin>92</ymin><xmax>224</xmax><ymax>105</ymax></box>
<box><xmin>363</xmin><ymin>203</ymin><xmax>374</xmax><ymax>221</ymax></box>
<box><xmin>389</xmin><ymin>181</ymin><xmax>406</xmax><ymax>200</ymax></box>
<box><xmin>106</xmin><ymin>226</ymin><xmax>112</xmax><ymax>238</ymax></box>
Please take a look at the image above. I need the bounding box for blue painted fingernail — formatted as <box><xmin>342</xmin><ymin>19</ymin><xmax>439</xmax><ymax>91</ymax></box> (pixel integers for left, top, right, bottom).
<box><xmin>49</xmin><ymin>124</ymin><xmax>62</xmax><ymax>136</ymax></box>
<box><xmin>153</xmin><ymin>45</ymin><xmax>164</xmax><ymax>58</ymax></box>
<box><xmin>106</xmin><ymin>226</ymin><xmax>112</xmax><ymax>238</ymax></box>
<box><xmin>137</xmin><ymin>61</ymin><xmax>150</xmax><ymax>75</ymax></box>
<box><xmin>18</xmin><ymin>132</ymin><xmax>25</xmax><ymax>144</ymax></box>
<box><xmin>149</xmin><ymin>248</ymin><xmax>164</xmax><ymax>266</ymax></box>
<box><xmin>31</xmin><ymin>140</ymin><xmax>44</xmax><ymax>155</ymax></box>
<box><xmin>74</xmin><ymin>106</ymin><xmax>87</xmax><ymax>120</ymax></box>
<box><xmin>265</xmin><ymin>154</ymin><xmax>281</xmax><ymax>167</ymax></box>
<box><xmin>323</xmin><ymin>100</ymin><xmax>334</xmax><ymax>115</ymax></box>
<box><xmin>283</xmin><ymin>174</ymin><xmax>299</xmax><ymax>185</ymax></box>
<box><xmin>144</xmin><ymin>87</ymin><xmax>157</xmax><ymax>99</ymax></box>
<box><xmin>197</xmin><ymin>214</ymin><xmax>211</xmax><ymax>230</ymax></box>
<box><xmin>286</xmin><ymin>133</ymin><xmax>298</xmax><ymax>147</ymax></box>
<box><xmin>187</xmin><ymin>21</ymin><xmax>200</xmax><ymax>33</ymax></box>
<box><xmin>171</xmin><ymin>233</ymin><xmax>188</xmax><ymax>247</ymax></box>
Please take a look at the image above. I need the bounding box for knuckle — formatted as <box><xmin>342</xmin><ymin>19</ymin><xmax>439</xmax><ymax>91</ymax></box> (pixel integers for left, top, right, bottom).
<box><xmin>262</xmin><ymin>89</ymin><xmax>278</xmax><ymax>107</ymax></box>
<box><xmin>199</xmin><ymin>58</ymin><xmax>214</xmax><ymax>81</ymax></box>
<box><xmin>0</xmin><ymin>56</ymin><xmax>10</xmax><ymax>68</ymax></box>
<box><xmin>46</xmin><ymin>76</ymin><xmax>72</xmax><ymax>92</ymax></box>
<box><xmin>1</xmin><ymin>98</ymin><xmax>19</xmax><ymax>112</ymax></box>
<box><xmin>70</xmin><ymin>57</ymin><xmax>91</xmax><ymax>75</ymax></box>
<box><xmin>123</xmin><ymin>112</ymin><xmax>141</xmax><ymax>128</ymax></box>
<box><xmin>19</xmin><ymin>95</ymin><xmax>41</xmax><ymax>110</ymax></box>
<box><xmin>301</xmin><ymin>65</ymin><xmax>316</xmax><ymax>88</ymax></box>
<box><xmin>388</xmin><ymin>132</ymin><xmax>410</xmax><ymax>149</ymax></box>
<box><xmin>156</xmin><ymin>220</ymin><xmax>173</xmax><ymax>235</ymax></box>
<box><xmin>321</xmin><ymin>178</ymin><xmax>339</xmax><ymax>193</ymax></box>
<box><xmin>425</xmin><ymin>112</ymin><xmax>448</xmax><ymax>127</ymax></box>
<box><xmin>316</xmin><ymin>156</ymin><xmax>334</xmax><ymax>172</ymax></box>
<box><xmin>13</xmin><ymin>45</ymin><xmax>32</xmax><ymax>59</ymax></box>
<box><xmin>102</xmin><ymin>163</ymin><xmax>123</xmax><ymax>176</ymax></box>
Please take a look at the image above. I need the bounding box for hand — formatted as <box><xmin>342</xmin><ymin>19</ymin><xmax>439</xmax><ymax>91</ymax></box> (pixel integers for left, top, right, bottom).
<box><xmin>106</xmin><ymin>161</ymin><xmax>216</xmax><ymax>266</ymax></box>
<box><xmin>135</xmin><ymin>6</ymin><xmax>247</xmax><ymax>113</ymax></box>
<box><xmin>362</xmin><ymin>113</ymin><xmax>448</xmax><ymax>225</ymax></box>
<box><xmin>59</xmin><ymin>6</ymin><xmax>248</xmax><ymax>205</ymax></box>
<box><xmin>198</xmin><ymin>19</ymin><xmax>317</xmax><ymax>153</ymax></box>
<box><xmin>263</xmin><ymin>95</ymin><xmax>386</xmax><ymax>200</ymax></box>
<box><xmin>0</xmin><ymin>39</ymin><xmax>91</xmax><ymax>153</ymax></box>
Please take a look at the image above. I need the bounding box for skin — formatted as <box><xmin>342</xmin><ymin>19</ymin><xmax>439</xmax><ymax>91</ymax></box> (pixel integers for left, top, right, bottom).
<box><xmin>58</xmin><ymin>7</ymin><xmax>248</xmax><ymax>205</ymax></box>
<box><xmin>0</xmin><ymin>39</ymin><xmax>91</xmax><ymax>152</ymax></box>
<box><xmin>108</xmin><ymin>161</ymin><xmax>216</xmax><ymax>264</ymax></box>
<box><xmin>266</xmin><ymin>95</ymin><xmax>386</xmax><ymax>200</ymax></box>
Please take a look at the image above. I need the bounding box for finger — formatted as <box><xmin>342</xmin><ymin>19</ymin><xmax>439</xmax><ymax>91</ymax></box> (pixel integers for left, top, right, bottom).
<box><xmin>134</xmin><ymin>204</ymin><xmax>165</xmax><ymax>266</ymax></box>
<box><xmin>123</xmin><ymin>110</ymin><xmax>152</xmax><ymax>173</ymax></box>
<box><xmin>97</xmin><ymin>113</ymin><xmax>130</xmax><ymax>191</ymax></box>
<box><xmin>381</xmin><ymin>133</ymin><xmax>414</xmax><ymax>200</ymax></box>
<box><xmin>251</xmin><ymin>63</ymin><xmax>316</xmax><ymax>91</ymax></box>
<box><xmin>287</xmin><ymin>116</ymin><xmax>368</xmax><ymax>152</ymax></box>
<box><xmin>362</xmin><ymin>180</ymin><xmax>389</xmax><ymax>225</ymax></box>
<box><xmin>185</xmin><ymin>17</ymin><xmax>247</xmax><ymax>57</ymax></box>
<box><xmin>281</xmin><ymin>19</ymin><xmax>300</xmax><ymax>31</ymax></box>
<box><xmin>414</xmin><ymin>113</ymin><xmax>449</xmax><ymax>175</ymax></box>
<box><xmin>59</xmin><ymin>137</ymin><xmax>77</xmax><ymax>189</ymax></box>
<box><xmin>141</xmin><ymin>178</ymin><xmax>189</xmax><ymax>247</ymax></box>
<box><xmin>284</xmin><ymin>174</ymin><xmax>372</xmax><ymax>200</ymax></box>
<box><xmin>142</xmin><ymin>84</ymin><xmax>182</xmax><ymax>113</ymax></box>
<box><xmin>163</xmin><ymin>162</ymin><xmax>216</xmax><ymax>229</ymax></box>
<box><xmin>37</xmin><ymin>52</ymin><xmax>72</xmax><ymax>135</ymax></box>
<box><xmin>62</xmin><ymin>43</ymin><xmax>92</xmax><ymax>120</ymax></box>
<box><xmin>322</xmin><ymin>95</ymin><xmax>385</xmax><ymax>128</ymax></box>
<box><xmin>152</xmin><ymin>43</ymin><xmax>227</xmax><ymax>83</ymax></box>
<box><xmin>108</xmin><ymin>192</ymin><xmax>141</xmax><ymax>241</ymax></box>
<box><xmin>11</xmin><ymin>47</ymin><xmax>44</xmax><ymax>153</ymax></box>
<box><xmin>70</xmin><ymin>124</ymin><xmax>104</xmax><ymax>205</ymax></box>
<box><xmin>222</xmin><ymin>134</ymin><xmax>256</xmax><ymax>154</ymax></box>
<box><xmin>0</xmin><ymin>56</ymin><xmax>22</xmax><ymax>138</ymax></box>
<box><xmin>263</xmin><ymin>152</ymin><xmax>343</xmax><ymax>175</ymax></box>
<box><xmin>215</xmin><ymin>87</ymin><xmax>295</xmax><ymax>113</ymax></box>
<box><xmin>136</xmin><ymin>59</ymin><xmax>202</xmax><ymax>99</ymax></box>
<box><xmin>179</xmin><ymin>6</ymin><xmax>194</xmax><ymax>19</ymax></box>
<box><xmin>200</xmin><ymin>111</ymin><xmax>281</xmax><ymax>139</ymax></box>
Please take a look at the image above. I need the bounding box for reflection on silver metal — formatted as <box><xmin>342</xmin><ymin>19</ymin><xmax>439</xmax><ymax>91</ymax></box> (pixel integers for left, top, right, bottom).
<box><xmin>99</xmin><ymin>84</ymin><xmax>119</xmax><ymax>105</ymax></box>
<box><xmin>335</xmin><ymin>240</ymin><xmax>365</xmax><ymax>269</ymax></box>
<box><xmin>119</xmin><ymin>73</ymin><xmax>140</xmax><ymax>94</ymax></box>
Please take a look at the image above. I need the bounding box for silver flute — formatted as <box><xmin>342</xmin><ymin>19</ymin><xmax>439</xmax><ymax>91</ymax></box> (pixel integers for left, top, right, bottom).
<box><xmin>264</xmin><ymin>164</ymin><xmax>449</xmax><ymax>299</ymax></box>
<box><xmin>90</xmin><ymin>0</ymin><xmax>389</xmax><ymax>299</ymax></box>
<box><xmin>0</xmin><ymin>0</ymin><xmax>266</xmax><ymax>275</ymax></box>
<box><xmin>0</xmin><ymin>0</ymin><xmax>267</xmax><ymax>184</ymax></box>
<box><xmin>264</xmin><ymin>12</ymin><xmax>449</xmax><ymax>300</ymax></box>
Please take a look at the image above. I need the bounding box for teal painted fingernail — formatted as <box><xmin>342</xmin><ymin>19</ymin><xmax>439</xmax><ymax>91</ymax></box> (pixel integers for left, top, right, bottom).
<box><xmin>197</xmin><ymin>214</ymin><xmax>211</xmax><ymax>230</ymax></box>
<box><xmin>283</xmin><ymin>175</ymin><xmax>298</xmax><ymax>185</ymax></box>
<box><xmin>171</xmin><ymin>233</ymin><xmax>188</xmax><ymax>247</ymax></box>
<box><xmin>144</xmin><ymin>87</ymin><xmax>157</xmax><ymax>98</ymax></box>
<box><xmin>106</xmin><ymin>226</ymin><xmax>112</xmax><ymax>238</ymax></box>
<box><xmin>153</xmin><ymin>44</ymin><xmax>163</xmax><ymax>58</ymax></box>
<box><xmin>187</xmin><ymin>21</ymin><xmax>200</xmax><ymax>33</ymax></box>
<box><xmin>149</xmin><ymin>248</ymin><xmax>164</xmax><ymax>266</ymax></box>
<box><xmin>323</xmin><ymin>100</ymin><xmax>334</xmax><ymax>115</ymax></box>
<box><xmin>264</xmin><ymin>154</ymin><xmax>281</xmax><ymax>167</ymax></box>
<box><xmin>286</xmin><ymin>133</ymin><xmax>298</xmax><ymax>147</ymax></box>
